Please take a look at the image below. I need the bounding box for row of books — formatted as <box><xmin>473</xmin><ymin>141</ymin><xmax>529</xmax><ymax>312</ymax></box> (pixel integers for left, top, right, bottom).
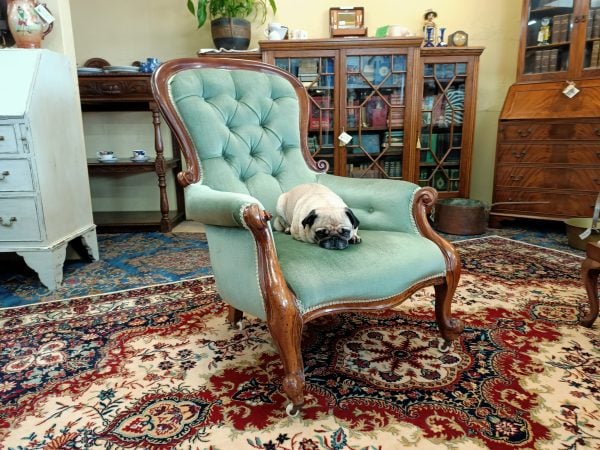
<box><xmin>551</xmin><ymin>14</ymin><xmax>571</xmax><ymax>44</ymax></box>
<box><xmin>590</xmin><ymin>41</ymin><xmax>600</xmax><ymax>68</ymax></box>
<box><xmin>532</xmin><ymin>48</ymin><xmax>560</xmax><ymax>73</ymax></box>
<box><xmin>587</xmin><ymin>9</ymin><xmax>600</xmax><ymax>39</ymax></box>
<box><xmin>346</xmin><ymin>161</ymin><xmax>402</xmax><ymax>178</ymax></box>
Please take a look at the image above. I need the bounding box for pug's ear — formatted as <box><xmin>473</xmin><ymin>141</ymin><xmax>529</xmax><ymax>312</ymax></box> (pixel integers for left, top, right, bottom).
<box><xmin>301</xmin><ymin>209</ymin><xmax>318</xmax><ymax>229</ymax></box>
<box><xmin>345</xmin><ymin>208</ymin><xmax>360</xmax><ymax>228</ymax></box>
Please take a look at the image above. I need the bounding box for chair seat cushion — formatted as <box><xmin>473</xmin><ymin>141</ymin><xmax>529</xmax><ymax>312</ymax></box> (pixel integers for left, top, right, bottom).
<box><xmin>273</xmin><ymin>229</ymin><xmax>446</xmax><ymax>314</ymax></box>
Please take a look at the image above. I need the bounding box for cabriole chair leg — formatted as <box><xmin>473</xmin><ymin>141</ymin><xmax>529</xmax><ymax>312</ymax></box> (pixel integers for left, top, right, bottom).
<box><xmin>434</xmin><ymin>282</ymin><xmax>464</xmax><ymax>351</ymax></box>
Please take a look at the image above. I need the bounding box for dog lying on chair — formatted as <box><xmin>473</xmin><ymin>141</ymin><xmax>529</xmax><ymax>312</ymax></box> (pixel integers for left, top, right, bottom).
<box><xmin>273</xmin><ymin>183</ymin><xmax>361</xmax><ymax>250</ymax></box>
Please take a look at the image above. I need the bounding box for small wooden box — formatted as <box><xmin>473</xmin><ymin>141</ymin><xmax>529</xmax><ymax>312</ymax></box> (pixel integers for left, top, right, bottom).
<box><xmin>329</xmin><ymin>7</ymin><xmax>367</xmax><ymax>38</ymax></box>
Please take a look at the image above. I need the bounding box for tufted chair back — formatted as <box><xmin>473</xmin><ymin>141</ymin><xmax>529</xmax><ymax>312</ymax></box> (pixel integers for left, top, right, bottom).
<box><xmin>164</xmin><ymin>60</ymin><xmax>319</xmax><ymax>213</ymax></box>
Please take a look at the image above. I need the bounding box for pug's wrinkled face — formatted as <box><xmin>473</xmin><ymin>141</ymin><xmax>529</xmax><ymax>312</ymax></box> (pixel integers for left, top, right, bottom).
<box><xmin>301</xmin><ymin>207</ymin><xmax>360</xmax><ymax>250</ymax></box>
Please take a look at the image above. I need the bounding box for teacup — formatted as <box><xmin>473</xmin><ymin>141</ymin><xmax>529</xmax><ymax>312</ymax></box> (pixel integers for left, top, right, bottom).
<box><xmin>132</xmin><ymin>149</ymin><xmax>147</xmax><ymax>160</ymax></box>
<box><xmin>97</xmin><ymin>151</ymin><xmax>115</xmax><ymax>161</ymax></box>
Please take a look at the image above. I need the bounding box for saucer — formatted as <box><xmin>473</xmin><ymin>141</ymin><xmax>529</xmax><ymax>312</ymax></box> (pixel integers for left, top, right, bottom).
<box><xmin>131</xmin><ymin>156</ymin><xmax>149</xmax><ymax>162</ymax></box>
<box><xmin>98</xmin><ymin>157</ymin><xmax>118</xmax><ymax>163</ymax></box>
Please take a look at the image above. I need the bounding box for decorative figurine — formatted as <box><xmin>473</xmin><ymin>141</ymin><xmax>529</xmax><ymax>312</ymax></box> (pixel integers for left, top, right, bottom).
<box><xmin>423</xmin><ymin>9</ymin><xmax>438</xmax><ymax>47</ymax></box>
<box><xmin>538</xmin><ymin>17</ymin><xmax>551</xmax><ymax>45</ymax></box>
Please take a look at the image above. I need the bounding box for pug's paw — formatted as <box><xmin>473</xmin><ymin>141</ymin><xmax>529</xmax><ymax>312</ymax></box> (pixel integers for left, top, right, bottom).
<box><xmin>350</xmin><ymin>234</ymin><xmax>362</xmax><ymax>244</ymax></box>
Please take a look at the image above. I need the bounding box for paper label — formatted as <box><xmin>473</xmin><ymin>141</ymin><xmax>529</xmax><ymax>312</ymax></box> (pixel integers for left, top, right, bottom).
<box><xmin>338</xmin><ymin>131</ymin><xmax>352</xmax><ymax>146</ymax></box>
<box><xmin>34</xmin><ymin>5</ymin><xmax>55</xmax><ymax>24</ymax></box>
<box><xmin>579</xmin><ymin>228</ymin><xmax>592</xmax><ymax>240</ymax></box>
<box><xmin>562</xmin><ymin>84</ymin><xmax>580</xmax><ymax>98</ymax></box>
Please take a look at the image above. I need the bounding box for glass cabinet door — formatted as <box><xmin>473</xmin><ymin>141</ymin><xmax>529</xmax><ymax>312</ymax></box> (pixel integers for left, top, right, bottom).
<box><xmin>418</xmin><ymin>61</ymin><xmax>467</xmax><ymax>195</ymax></box>
<box><xmin>343</xmin><ymin>53</ymin><xmax>408</xmax><ymax>179</ymax></box>
<box><xmin>584</xmin><ymin>0</ymin><xmax>600</xmax><ymax>70</ymax></box>
<box><xmin>273</xmin><ymin>55</ymin><xmax>335</xmax><ymax>173</ymax></box>
<box><xmin>523</xmin><ymin>0</ymin><xmax>574</xmax><ymax>77</ymax></box>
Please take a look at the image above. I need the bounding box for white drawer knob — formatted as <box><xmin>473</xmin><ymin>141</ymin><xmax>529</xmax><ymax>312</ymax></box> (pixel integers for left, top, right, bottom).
<box><xmin>0</xmin><ymin>170</ymin><xmax>10</xmax><ymax>180</ymax></box>
<box><xmin>0</xmin><ymin>216</ymin><xmax>17</xmax><ymax>227</ymax></box>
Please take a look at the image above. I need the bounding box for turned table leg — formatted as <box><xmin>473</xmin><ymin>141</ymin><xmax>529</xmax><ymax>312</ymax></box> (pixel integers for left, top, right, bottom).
<box><xmin>581</xmin><ymin>242</ymin><xmax>600</xmax><ymax>327</ymax></box>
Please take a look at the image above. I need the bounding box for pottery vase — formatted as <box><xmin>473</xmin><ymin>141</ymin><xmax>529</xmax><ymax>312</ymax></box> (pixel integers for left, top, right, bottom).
<box><xmin>7</xmin><ymin>0</ymin><xmax>52</xmax><ymax>48</ymax></box>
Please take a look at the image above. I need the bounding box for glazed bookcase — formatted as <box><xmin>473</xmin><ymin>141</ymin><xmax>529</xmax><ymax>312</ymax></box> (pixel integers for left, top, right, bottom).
<box><xmin>518</xmin><ymin>0</ymin><xmax>600</xmax><ymax>82</ymax></box>
<box><xmin>260</xmin><ymin>38</ymin><xmax>483</xmax><ymax>198</ymax></box>
<box><xmin>491</xmin><ymin>0</ymin><xmax>600</xmax><ymax>226</ymax></box>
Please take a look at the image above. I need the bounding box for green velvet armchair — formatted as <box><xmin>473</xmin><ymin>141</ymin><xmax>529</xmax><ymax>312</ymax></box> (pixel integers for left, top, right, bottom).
<box><xmin>151</xmin><ymin>57</ymin><xmax>463</xmax><ymax>415</ymax></box>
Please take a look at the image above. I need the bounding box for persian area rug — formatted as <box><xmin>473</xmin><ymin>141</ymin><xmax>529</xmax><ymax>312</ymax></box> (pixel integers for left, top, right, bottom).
<box><xmin>1</xmin><ymin>237</ymin><xmax>598</xmax><ymax>449</ymax></box>
<box><xmin>0</xmin><ymin>232</ymin><xmax>211</xmax><ymax>309</ymax></box>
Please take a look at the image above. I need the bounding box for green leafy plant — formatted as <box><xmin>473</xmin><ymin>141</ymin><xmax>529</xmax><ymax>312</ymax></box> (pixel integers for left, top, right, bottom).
<box><xmin>187</xmin><ymin>0</ymin><xmax>277</xmax><ymax>28</ymax></box>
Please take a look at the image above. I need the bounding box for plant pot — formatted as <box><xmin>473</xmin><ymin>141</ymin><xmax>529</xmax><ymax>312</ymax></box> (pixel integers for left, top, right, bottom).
<box><xmin>211</xmin><ymin>17</ymin><xmax>251</xmax><ymax>50</ymax></box>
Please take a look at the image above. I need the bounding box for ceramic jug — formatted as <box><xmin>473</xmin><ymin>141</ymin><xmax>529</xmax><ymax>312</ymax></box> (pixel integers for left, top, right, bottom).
<box><xmin>264</xmin><ymin>22</ymin><xmax>287</xmax><ymax>40</ymax></box>
<box><xmin>7</xmin><ymin>0</ymin><xmax>53</xmax><ymax>48</ymax></box>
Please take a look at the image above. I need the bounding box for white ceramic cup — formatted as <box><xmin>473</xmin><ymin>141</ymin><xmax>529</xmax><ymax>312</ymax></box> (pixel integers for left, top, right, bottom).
<box><xmin>132</xmin><ymin>149</ymin><xmax>146</xmax><ymax>159</ymax></box>
<box><xmin>292</xmin><ymin>29</ymin><xmax>308</xmax><ymax>39</ymax></box>
<box><xmin>97</xmin><ymin>151</ymin><xmax>115</xmax><ymax>161</ymax></box>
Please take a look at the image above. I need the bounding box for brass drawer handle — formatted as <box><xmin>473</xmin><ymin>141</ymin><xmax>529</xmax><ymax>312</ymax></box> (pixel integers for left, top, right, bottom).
<box><xmin>0</xmin><ymin>216</ymin><xmax>17</xmax><ymax>227</ymax></box>
<box><xmin>595</xmin><ymin>129</ymin><xmax>600</xmax><ymax>137</ymax></box>
<box><xmin>0</xmin><ymin>170</ymin><xmax>9</xmax><ymax>180</ymax></box>
<box><xmin>101</xmin><ymin>84</ymin><xmax>122</xmax><ymax>94</ymax></box>
<box><xmin>509</xmin><ymin>175</ymin><xmax>523</xmax><ymax>181</ymax></box>
<box><xmin>511</xmin><ymin>150</ymin><xmax>527</xmax><ymax>159</ymax></box>
<box><xmin>517</xmin><ymin>128</ymin><xmax>532</xmax><ymax>138</ymax></box>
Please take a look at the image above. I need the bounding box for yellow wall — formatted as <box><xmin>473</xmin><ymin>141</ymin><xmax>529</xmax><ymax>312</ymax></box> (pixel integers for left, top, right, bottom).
<box><xmin>69</xmin><ymin>0</ymin><xmax>523</xmax><ymax>207</ymax></box>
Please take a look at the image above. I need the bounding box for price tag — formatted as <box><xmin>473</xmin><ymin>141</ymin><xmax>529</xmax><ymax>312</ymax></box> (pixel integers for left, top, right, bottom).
<box><xmin>34</xmin><ymin>4</ymin><xmax>55</xmax><ymax>24</ymax></box>
<box><xmin>562</xmin><ymin>83</ymin><xmax>580</xmax><ymax>98</ymax></box>
<box><xmin>338</xmin><ymin>131</ymin><xmax>352</xmax><ymax>146</ymax></box>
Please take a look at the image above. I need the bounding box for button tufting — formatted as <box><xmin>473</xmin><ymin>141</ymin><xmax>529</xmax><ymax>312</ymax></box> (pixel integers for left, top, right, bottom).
<box><xmin>368</xmin><ymin>207</ymin><xmax>375</xmax><ymax>213</ymax></box>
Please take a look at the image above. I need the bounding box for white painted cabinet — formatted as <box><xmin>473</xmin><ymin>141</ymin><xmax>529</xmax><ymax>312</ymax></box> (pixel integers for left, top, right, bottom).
<box><xmin>0</xmin><ymin>49</ymin><xmax>98</xmax><ymax>290</ymax></box>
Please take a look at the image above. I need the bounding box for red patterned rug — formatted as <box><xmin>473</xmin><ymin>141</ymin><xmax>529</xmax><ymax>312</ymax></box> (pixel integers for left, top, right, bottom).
<box><xmin>1</xmin><ymin>237</ymin><xmax>598</xmax><ymax>449</ymax></box>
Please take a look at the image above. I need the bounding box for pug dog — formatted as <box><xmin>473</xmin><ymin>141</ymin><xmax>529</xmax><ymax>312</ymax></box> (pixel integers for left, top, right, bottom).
<box><xmin>273</xmin><ymin>183</ymin><xmax>361</xmax><ymax>250</ymax></box>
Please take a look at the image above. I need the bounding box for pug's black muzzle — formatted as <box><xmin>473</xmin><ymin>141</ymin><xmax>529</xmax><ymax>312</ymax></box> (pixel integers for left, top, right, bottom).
<box><xmin>318</xmin><ymin>235</ymin><xmax>349</xmax><ymax>250</ymax></box>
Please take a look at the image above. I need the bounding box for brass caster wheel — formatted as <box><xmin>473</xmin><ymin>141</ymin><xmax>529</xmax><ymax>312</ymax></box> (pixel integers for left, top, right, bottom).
<box><xmin>236</xmin><ymin>320</ymin><xmax>244</xmax><ymax>331</ymax></box>
<box><xmin>438</xmin><ymin>339</ymin><xmax>453</xmax><ymax>353</ymax></box>
<box><xmin>285</xmin><ymin>402</ymin><xmax>300</xmax><ymax>418</ymax></box>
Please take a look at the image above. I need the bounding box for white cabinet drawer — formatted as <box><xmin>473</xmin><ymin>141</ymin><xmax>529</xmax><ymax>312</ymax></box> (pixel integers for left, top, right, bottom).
<box><xmin>0</xmin><ymin>159</ymin><xmax>34</xmax><ymax>191</ymax></box>
<box><xmin>0</xmin><ymin>197</ymin><xmax>41</xmax><ymax>241</ymax></box>
<box><xmin>0</xmin><ymin>124</ymin><xmax>19</xmax><ymax>154</ymax></box>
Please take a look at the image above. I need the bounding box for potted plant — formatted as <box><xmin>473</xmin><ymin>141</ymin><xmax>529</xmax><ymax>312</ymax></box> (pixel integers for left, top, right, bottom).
<box><xmin>187</xmin><ymin>0</ymin><xmax>277</xmax><ymax>50</ymax></box>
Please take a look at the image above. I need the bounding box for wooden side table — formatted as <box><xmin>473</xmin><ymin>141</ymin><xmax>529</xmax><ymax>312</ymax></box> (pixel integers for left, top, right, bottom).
<box><xmin>581</xmin><ymin>241</ymin><xmax>600</xmax><ymax>327</ymax></box>
<box><xmin>78</xmin><ymin>59</ymin><xmax>185</xmax><ymax>232</ymax></box>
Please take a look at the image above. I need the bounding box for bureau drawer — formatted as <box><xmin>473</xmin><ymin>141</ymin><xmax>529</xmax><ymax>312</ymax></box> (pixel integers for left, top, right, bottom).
<box><xmin>0</xmin><ymin>159</ymin><xmax>34</xmax><ymax>191</ymax></box>
<box><xmin>495</xmin><ymin>166</ymin><xmax>600</xmax><ymax>191</ymax></box>
<box><xmin>497</xmin><ymin>144</ymin><xmax>600</xmax><ymax>164</ymax></box>
<box><xmin>0</xmin><ymin>124</ymin><xmax>19</xmax><ymax>154</ymax></box>
<box><xmin>0</xmin><ymin>197</ymin><xmax>41</xmax><ymax>241</ymax></box>
<box><xmin>78</xmin><ymin>76</ymin><xmax>152</xmax><ymax>102</ymax></box>
<box><xmin>492</xmin><ymin>189</ymin><xmax>597</xmax><ymax>218</ymax></box>
<box><xmin>499</xmin><ymin>122</ymin><xmax>600</xmax><ymax>141</ymax></box>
